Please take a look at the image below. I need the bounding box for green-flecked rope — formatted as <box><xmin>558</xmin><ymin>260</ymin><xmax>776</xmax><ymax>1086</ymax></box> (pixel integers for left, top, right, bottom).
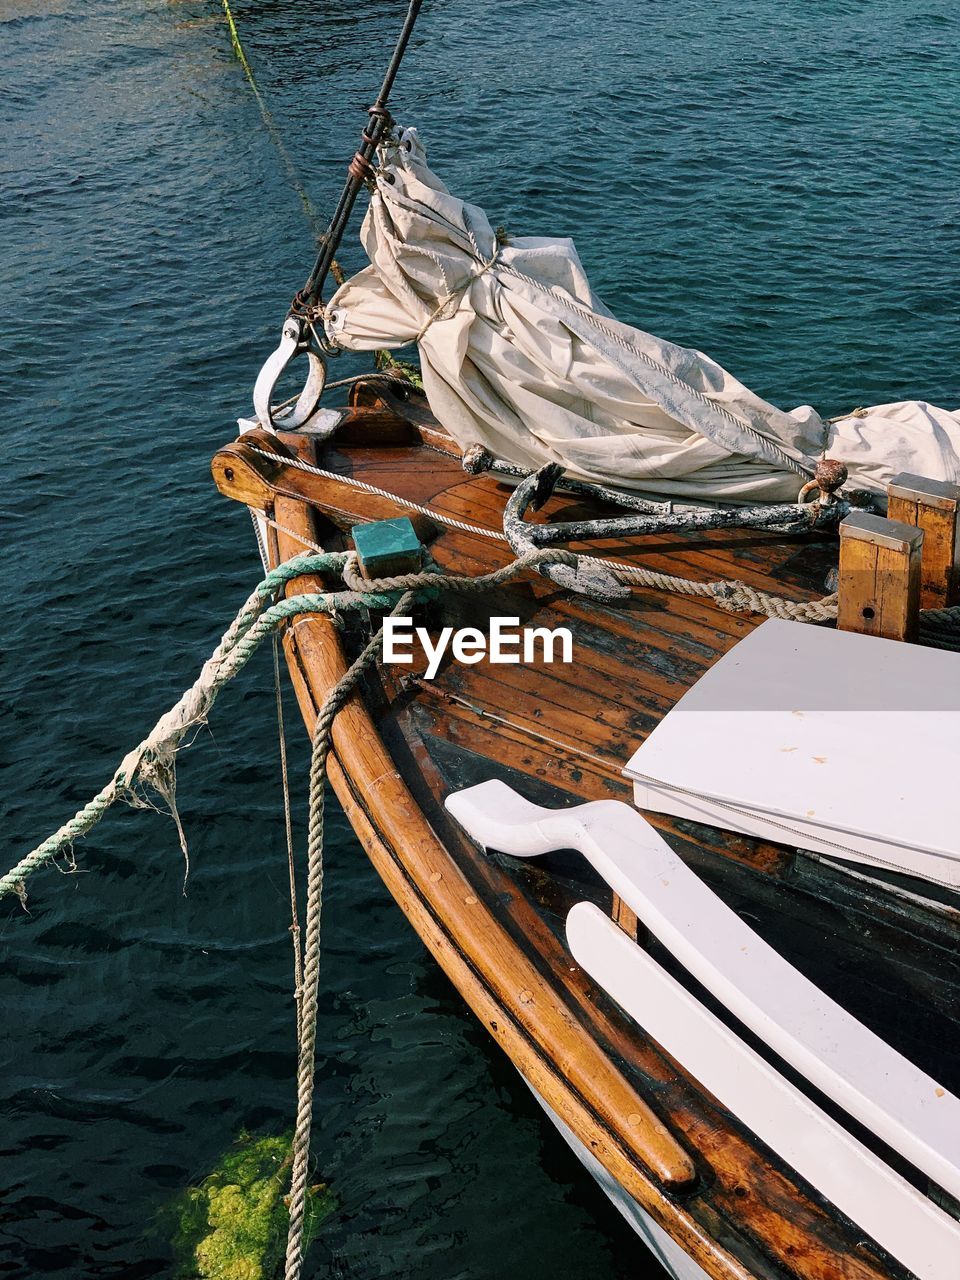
<box><xmin>220</xmin><ymin>0</ymin><xmax>255</xmax><ymax>82</ymax></box>
<box><xmin>0</xmin><ymin>548</ymin><xmax>579</xmax><ymax>904</ymax></box>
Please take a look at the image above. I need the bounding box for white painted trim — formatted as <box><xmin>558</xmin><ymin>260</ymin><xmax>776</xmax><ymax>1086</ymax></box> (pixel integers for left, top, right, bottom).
<box><xmin>445</xmin><ymin>780</ymin><xmax>960</xmax><ymax>1203</ymax></box>
<box><xmin>622</xmin><ymin>619</ymin><xmax>960</xmax><ymax>889</ymax></box>
<box><xmin>567</xmin><ymin>902</ymin><xmax>960</xmax><ymax>1280</ymax></box>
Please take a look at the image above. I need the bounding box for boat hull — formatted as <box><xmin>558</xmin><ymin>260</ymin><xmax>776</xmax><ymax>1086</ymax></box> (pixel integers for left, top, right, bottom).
<box><xmin>531</xmin><ymin>1085</ymin><xmax>711</xmax><ymax>1280</ymax></box>
<box><xmin>211</xmin><ymin>389</ymin><xmax>960</xmax><ymax>1280</ymax></box>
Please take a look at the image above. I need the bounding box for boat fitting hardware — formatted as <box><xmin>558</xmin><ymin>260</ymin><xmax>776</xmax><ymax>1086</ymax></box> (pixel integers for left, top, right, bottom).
<box><xmin>798</xmin><ymin>458</ymin><xmax>849</xmax><ymax>506</ymax></box>
<box><xmin>252</xmin><ymin>315</ymin><xmax>328</xmax><ymax>433</ymax></box>
<box><xmin>461</xmin><ymin>444</ymin><xmax>672</xmax><ymax>515</ymax></box>
<box><xmin>250</xmin><ymin>0</ymin><xmax>423</xmax><ymax>431</ymax></box>
<box><xmin>503</xmin><ymin>464</ymin><xmax>629</xmax><ymax>602</ymax></box>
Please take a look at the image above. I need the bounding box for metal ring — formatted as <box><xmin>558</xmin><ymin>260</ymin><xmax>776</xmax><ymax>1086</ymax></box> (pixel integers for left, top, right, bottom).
<box><xmin>252</xmin><ymin>316</ymin><xmax>328</xmax><ymax>432</ymax></box>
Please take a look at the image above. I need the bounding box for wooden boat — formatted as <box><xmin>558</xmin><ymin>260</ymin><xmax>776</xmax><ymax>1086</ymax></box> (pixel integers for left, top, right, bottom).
<box><xmin>212</xmin><ymin>378</ymin><xmax>960</xmax><ymax>1280</ymax></box>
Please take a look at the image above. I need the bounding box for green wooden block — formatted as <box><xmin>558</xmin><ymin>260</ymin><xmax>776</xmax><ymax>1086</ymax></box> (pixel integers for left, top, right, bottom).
<box><xmin>351</xmin><ymin>517</ymin><xmax>423</xmax><ymax>578</ymax></box>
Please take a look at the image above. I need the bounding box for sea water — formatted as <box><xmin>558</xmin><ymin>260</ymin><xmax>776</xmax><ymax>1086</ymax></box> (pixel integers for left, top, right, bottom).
<box><xmin>2</xmin><ymin>1</ymin><xmax>957</xmax><ymax>1274</ymax></box>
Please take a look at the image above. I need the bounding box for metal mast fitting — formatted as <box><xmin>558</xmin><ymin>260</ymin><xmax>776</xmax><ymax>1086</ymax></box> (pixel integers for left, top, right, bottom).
<box><xmin>252</xmin><ymin>1</ymin><xmax>424</xmax><ymax>432</ymax></box>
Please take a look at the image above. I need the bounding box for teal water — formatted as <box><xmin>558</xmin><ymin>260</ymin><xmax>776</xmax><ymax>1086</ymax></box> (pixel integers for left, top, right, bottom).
<box><xmin>2</xmin><ymin>2</ymin><xmax>958</xmax><ymax>1275</ymax></box>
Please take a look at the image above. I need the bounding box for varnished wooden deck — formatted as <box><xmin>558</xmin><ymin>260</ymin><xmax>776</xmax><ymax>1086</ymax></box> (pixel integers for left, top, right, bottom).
<box><xmin>213</xmin><ymin>382</ymin><xmax>958</xmax><ymax>1280</ymax></box>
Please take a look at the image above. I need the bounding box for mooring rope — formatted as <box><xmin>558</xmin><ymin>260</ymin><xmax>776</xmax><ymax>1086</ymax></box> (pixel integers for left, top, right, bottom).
<box><xmin>0</xmin><ymin>529</ymin><xmax>844</xmax><ymax>897</ymax></box>
<box><xmin>0</xmin><ymin>544</ymin><xmax>587</xmax><ymax>1276</ymax></box>
<box><xmin>6</xmin><ymin>516</ymin><xmax>958</xmax><ymax>1278</ymax></box>
<box><xmin>282</xmin><ymin>591</ymin><xmax>414</xmax><ymax>1280</ymax></box>
<box><xmin>0</xmin><ymin>547</ymin><xmax>584</xmax><ymax>903</ymax></box>
<box><xmin>273</xmin><ymin>634</ymin><xmax>304</xmax><ymax>1038</ymax></box>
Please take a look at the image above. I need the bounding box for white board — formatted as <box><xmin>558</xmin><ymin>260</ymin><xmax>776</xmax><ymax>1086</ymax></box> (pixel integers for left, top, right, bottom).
<box><xmin>623</xmin><ymin>619</ymin><xmax>960</xmax><ymax>887</ymax></box>
<box><xmin>567</xmin><ymin>902</ymin><xmax>960</xmax><ymax>1280</ymax></box>
<box><xmin>445</xmin><ymin>780</ymin><xmax>960</xmax><ymax>1203</ymax></box>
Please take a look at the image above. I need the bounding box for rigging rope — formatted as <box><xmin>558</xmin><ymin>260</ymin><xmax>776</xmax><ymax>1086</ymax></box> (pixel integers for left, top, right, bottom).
<box><xmin>248</xmin><ymin>445</ymin><xmax>511</xmax><ymax>543</ymax></box>
<box><xmin>241</xmin><ymin>445</ymin><xmax>852</xmax><ymax>623</ymax></box>
<box><xmin>219</xmin><ymin>0</ymin><xmax>344</xmax><ymax>284</ymax></box>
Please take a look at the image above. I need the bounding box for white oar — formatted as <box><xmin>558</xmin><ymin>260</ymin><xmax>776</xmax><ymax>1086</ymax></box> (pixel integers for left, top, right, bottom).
<box><xmin>445</xmin><ymin>780</ymin><xmax>960</xmax><ymax>1201</ymax></box>
<box><xmin>567</xmin><ymin>902</ymin><xmax>960</xmax><ymax>1280</ymax></box>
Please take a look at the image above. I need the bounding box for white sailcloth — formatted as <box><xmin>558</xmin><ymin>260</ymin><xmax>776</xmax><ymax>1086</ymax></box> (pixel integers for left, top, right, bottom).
<box><xmin>325</xmin><ymin>127</ymin><xmax>960</xmax><ymax>503</ymax></box>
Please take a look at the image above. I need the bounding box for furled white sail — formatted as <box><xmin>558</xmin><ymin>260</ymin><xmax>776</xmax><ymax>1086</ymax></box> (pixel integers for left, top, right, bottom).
<box><xmin>325</xmin><ymin>127</ymin><xmax>960</xmax><ymax>503</ymax></box>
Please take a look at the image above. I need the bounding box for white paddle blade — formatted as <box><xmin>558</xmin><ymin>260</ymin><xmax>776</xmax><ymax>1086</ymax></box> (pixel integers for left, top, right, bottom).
<box><xmin>567</xmin><ymin>902</ymin><xmax>960</xmax><ymax>1280</ymax></box>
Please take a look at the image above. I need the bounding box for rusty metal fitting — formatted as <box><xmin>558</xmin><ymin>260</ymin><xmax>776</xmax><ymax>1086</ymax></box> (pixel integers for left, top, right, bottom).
<box><xmin>289</xmin><ymin>289</ymin><xmax>325</xmax><ymax>324</ymax></box>
<box><xmin>798</xmin><ymin>457</ymin><xmax>849</xmax><ymax>505</ymax></box>
<box><xmin>348</xmin><ymin>152</ymin><xmax>375</xmax><ymax>183</ymax></box>
<box><xmin>815</xmin><ymin>457</ymin><xmax>849</xmax><ymax>495</ymax></box>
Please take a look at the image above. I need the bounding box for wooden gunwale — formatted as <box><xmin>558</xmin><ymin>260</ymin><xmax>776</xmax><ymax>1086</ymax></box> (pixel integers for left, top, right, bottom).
<box><xmin>268</xmin><ymin>487</ymin><xmax>908</xmax><ymax>1280</ymax></box>
<box><xmin>267</xmin><ymin>495</ymin><xmax>785</xmax><ymax>1280</ymax></box>
<box><xmin>394</xmin><ymin>733</ymin><xmax>908</xmax><ymax>1280</ymax></box>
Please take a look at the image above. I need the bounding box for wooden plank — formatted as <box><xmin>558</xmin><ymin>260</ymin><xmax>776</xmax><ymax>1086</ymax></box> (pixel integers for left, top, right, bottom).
<box><xmin>612</xmin><ymin>893</ymin><xmax>640</xmax><ymax>941</ymax></box>
<box><xmin>837</xmin><ymin>512</ymin><xmax>922</xmax><ymax>641</ymax></box>
<box><xmin>211</xmin><ymin>436</ymin><xmax>438</xmax><ymax>543</ymax></box>
<box><xmin>888</xmin><ymin>474</ymin><xmax>960</xmax><ymax>609</ymax></box>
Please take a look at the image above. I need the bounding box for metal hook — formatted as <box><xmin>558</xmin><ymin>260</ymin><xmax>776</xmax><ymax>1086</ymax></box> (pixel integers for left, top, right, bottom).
<box><xmin>253</xmin><ymin>315</ymin><xmax>328</xmax><ymax>432</ymax></box>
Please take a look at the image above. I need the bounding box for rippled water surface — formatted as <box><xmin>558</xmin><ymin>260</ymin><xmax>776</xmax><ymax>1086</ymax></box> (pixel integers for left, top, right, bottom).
<box><xmin>2</xmin><ymin>1</ymin><xmax>958</xmax><ymax>1275</ymax></box>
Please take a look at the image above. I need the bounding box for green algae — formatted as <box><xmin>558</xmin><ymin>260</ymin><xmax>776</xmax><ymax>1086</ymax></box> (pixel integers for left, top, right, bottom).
<box><xmin>167</xmin><ymin>1132</ymin><xmax>334</xmax><ymax>1280</ymax></box>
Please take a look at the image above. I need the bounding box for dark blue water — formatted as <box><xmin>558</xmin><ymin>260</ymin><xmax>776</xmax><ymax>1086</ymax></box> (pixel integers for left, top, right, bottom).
<box><xmin>2</xmin><ymin>1</ymin><xmax>958</xmax><ymax>1275</ymax></box>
